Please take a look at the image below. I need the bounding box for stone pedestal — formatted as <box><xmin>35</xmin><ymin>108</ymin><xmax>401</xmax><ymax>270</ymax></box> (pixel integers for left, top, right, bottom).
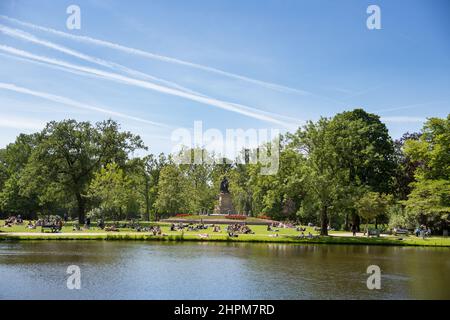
<box><xmin>214</xmin><ymin>192</ymin><xmax>235</xmax><ymax>215</ymax></box>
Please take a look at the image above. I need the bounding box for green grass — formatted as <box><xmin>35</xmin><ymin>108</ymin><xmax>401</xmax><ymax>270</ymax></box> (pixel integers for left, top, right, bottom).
<box><xmin>1</xmin><ymin>220</ymin><xmax>449</xmax><ymax>247</ymax></box>
<box><xmin>162</xmin><ymin>214</ymin><xmax>271</xmax><ymax>223</ymax></box>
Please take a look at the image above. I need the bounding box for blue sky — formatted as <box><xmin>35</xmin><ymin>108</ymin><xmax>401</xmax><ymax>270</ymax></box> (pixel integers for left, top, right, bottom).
<box><xmin>0</xmin><ymin>0</ymin><xmax>449</xmax><ymax>154</ymax></box>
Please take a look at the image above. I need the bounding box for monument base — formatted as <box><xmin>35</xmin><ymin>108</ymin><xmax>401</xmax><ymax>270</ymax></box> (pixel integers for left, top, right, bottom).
<box><xmin>214</xmin><ymin>192</ymin><xmax>235</xmax><ymax>215</ymax></box>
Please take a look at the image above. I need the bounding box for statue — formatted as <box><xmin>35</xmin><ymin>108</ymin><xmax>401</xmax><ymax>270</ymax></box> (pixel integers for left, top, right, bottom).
<box><xmin>214</xmin><ymin>177</ymin><xmax>235</xmax><ymax>214</ymax></box>
<box><xmin>220</xmin><ymin>177</ymin><xmax>229</xmax><ymax>193</ymax></box>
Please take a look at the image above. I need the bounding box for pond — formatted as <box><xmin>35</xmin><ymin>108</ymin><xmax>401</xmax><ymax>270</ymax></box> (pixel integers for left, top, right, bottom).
<box><xmin>0</xmin><ymin>241</ymin><xmax>449</xmax><ymax>299</ymax></box>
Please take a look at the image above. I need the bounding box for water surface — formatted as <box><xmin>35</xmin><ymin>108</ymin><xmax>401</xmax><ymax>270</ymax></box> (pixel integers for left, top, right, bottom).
<box><xmin>0</xmin><ymin>241</ymin><xmax>449</xmax><ymax>299</ymax></box>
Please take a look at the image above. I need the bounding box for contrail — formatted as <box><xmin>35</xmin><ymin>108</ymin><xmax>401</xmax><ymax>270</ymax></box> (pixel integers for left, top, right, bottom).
<box><xmin>0</xmin><ymin>24</ymin><xmax>302</xmax><ymax>125</ymax></box>
<box><xmin>0</xmin><ymin>45</ymin><xmax>298</xmax><ymax>127</ymax></box>
<box><xmin>380</xmin><ymin>116</ymin><xmax>426</xmax><ymax>123</ymax></box>
<box><xmin>0</xmin><ymin>15</ymin><xmax>310</xmax><ymax>95</ymax></box>
<box><xmin>0</xmin><ymin>24</ymin><xmax>204</xmax><ymax>97</ymax></box>
<box><xmin>373</xmin><ymin>100</ymin><xmax>448</xmax><ymax>114</ymax></box>
<box><xmin>0</xmin><ymin>82</ymin><xmax>170</xmax><ymax>128</ymax></box>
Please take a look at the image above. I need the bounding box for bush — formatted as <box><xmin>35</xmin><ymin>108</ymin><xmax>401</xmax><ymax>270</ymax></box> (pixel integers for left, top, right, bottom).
<box><xmin>388</xmin><ymin>204</ymin><xmax>416</xmax><ymax>229</ymax></box>
<box><xmin>226</xmin><ymin>215</ymin><xmax>247</xmax><ymax>220</ymax></box>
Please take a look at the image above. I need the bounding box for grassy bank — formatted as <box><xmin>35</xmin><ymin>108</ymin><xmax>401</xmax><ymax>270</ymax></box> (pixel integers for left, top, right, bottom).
<box><xmin>1</xmin><ymin>220</ymin><xmax>449</xmax><ymax>247</ymax></box>
<box><xmin>1</xmin><ymin>231</ymin><xmax>449</xmax><ymax>247</ymax></box>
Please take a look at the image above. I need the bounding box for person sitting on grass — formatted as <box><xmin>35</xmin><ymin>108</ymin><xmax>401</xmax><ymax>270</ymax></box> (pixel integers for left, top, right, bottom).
<box><xmin>57</xmin><ymin>218</ymin><xmax>63</xmax><ymax>232</ymax></box>
<box><xmin>308</xmin><ymin>232</ymin><xmax>313</xmax><ymax>239</ymax></box>
<box><xmin>84</xmin><ymin>217</ymin><xmax>91</xmax><ymax>230</ymax></box>
<box><xmin>267</xmin><ymin>225</ymin><xmax>273</xmax><ymax>231</ymax></box>
<box><xmin>105</xmin><ymin>225</ymin><xmax>119</xmax><ymax>232</ymax></box>
<box><xmin>27</xmin><ymin>220</ymin><xmax>35</xmax><ymax>229</ymax></box>
<box><xmin>97</xmin><ymin>219</ymin><xmax>105</xmax><ymax>230</ymax></box>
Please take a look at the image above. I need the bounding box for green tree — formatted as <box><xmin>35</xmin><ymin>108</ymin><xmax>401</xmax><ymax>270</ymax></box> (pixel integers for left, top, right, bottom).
<box><xmin>392</xmin><ymin>132</ymin><xmax>421</xmax><ymax>200</ymax></box>
<box><xmin>20</xmin><ymin>119</ymin><xmax>144</xmax><ymax>223</ymax></box>
<box><xmin>404</xmin><ymin>115</ymin><xmax>450</xmax><ymax>231</ymax></box>
<box><xmin>328</xmin><ymin>109</ymin><xmax>396</xmax><ymax>230</ymax></box>
<box><xmin>403</xmin><ymin>178</ymin><xmax>450</xmax><ymax>230</ymax></box>
<box><xmin>356</xmin><ymin>191</ymin><xmax>390</xmax><ymax>236</ymax></box>
<box><xmin>404</xmin><ymin>115</ymin><xmax>450</xmax><ymax>180</ymax></box>
<box><xmin>179</xmin><ymin>148</ymin><xmax>216</xmax><ymax>214</ymax></box>
<box><xmin>88</xmin><ymin>162</ymin><xmax>138</xmax><ymax>221</ymax></box>
<box><xmin>290</xmin><ymin>118</ymin><xmax>346</xmax><ymax>235</ymax></box>
<box><xmin>128</xmin><ymin>153</ymin><xmax>167</xmax><ymax>221</ymax></box>
<box><xmin>0</xmin><ymin>133</ymin><xmax>41</xmax><ymax>218</ymax></box>
<box><xmin>154</xmin><ymin>164</ymin><xmax>191</xmax><ymax>217</ymax></box>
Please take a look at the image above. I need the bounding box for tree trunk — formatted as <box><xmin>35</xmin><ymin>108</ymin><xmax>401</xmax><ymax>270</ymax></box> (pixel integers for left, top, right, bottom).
<box><xmin>344</xmin><ymin>213</ymin><xmax>349</xmax><ymax>231</ymax></box>
<box><xmin>352</xmin><ymin>212</ymin><xmax>361</xmax><ymax>232</ymax></box>
<box><xmin>320</xmin><ymin>205</ymin><xmax>329</xmax><ymax>236</ymax></box>
<box><xmin>145</xmin><ymin>178</ymin><xmax>150</xmax><ymax>221</ymax></box>
<box><xmin>76</xmin><ymin>192</ymin><xmax>85</xmax><ymax>224</ymax></box>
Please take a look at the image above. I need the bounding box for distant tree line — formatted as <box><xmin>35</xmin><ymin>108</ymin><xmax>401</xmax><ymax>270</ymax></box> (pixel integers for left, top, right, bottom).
<box><xmin>0</xmin><ymin>109</ymin><xmax>448</xmax><ymax>235</ymax></box>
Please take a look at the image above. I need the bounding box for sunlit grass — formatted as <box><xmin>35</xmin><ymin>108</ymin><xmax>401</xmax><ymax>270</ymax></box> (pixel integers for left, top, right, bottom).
<box><xmin>1</xmin><ymin>220</ymin><xmax>449</xmax><ymax>247</ymax></box>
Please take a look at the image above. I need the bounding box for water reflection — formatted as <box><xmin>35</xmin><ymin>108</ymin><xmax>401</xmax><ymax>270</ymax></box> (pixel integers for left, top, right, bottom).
<box><xmin>0</xmin><ymin>241</ymin><xmax>448</xmax><ymax>299</ymax></box>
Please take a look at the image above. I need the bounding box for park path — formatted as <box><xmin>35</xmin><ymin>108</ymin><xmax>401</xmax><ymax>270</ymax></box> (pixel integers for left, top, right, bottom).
<box><xmin>1</xmin><ymin>232</ymin><xmax>108</xmax><ymax>236</ymax></box>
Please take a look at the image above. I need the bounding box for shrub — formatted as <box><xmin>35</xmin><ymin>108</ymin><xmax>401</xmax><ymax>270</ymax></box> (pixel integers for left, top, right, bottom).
<box><xmin>175</xmin><ymin>214</ymin><xmax>191</xmax><ymax>217</ymax></box>
<box><xmin>226</xmin><ymin>215</ymin><xmax>247</xmax><ymax>220</ymax></box>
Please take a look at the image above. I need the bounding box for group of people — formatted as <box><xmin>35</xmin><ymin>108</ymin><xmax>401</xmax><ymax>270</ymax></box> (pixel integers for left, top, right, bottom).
<box><xmin>2</xmin><ymin>215</ymin><xmax>24</xmax><ymax>227</ymax></box>
<box><xmin>415</xmin><ymin>225</ymin><xmax>432</xmax><ymax>239</ymax></box>
<box><xmin>170</xmin><ymin>222</ymin><xmax>209</xmax><ymax>232</ymax></box>
<box><xmin>3</xmin><ymin>216</ymin><xmax>65</xmax><ymax>231</ymax></box>
<box><xmin>226</xmin><ymin>223</ymin><xmax>254</xmax><ymax>237</ymax></box>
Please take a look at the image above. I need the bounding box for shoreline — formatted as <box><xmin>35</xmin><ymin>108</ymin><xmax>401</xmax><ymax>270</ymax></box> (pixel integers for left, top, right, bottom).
<box><xmin>1</xmin><ymin>232</ymin><xmax>449</xmax><ymax>247</ymax></box>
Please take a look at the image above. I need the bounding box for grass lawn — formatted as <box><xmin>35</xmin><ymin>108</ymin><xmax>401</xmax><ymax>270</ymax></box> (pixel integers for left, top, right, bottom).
<box><xmin>1</xmin><ymin>220</ymin><xmax>449</xmax><ymax>247</ymax></box>
<box><xmin>162</xmin><ymin>215</ymin><xmax>272</xmax><ymax>223</ymax></box>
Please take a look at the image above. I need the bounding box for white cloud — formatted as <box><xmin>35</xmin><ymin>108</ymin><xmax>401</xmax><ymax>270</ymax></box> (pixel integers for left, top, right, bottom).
<box><xmin>0</xmin><ymin>114</ymin><xmax>46</xmax><ymax>130</ymax></box>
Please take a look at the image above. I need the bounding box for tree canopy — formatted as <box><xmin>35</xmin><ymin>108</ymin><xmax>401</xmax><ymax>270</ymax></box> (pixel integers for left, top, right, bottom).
<box><xmin>0</xmin><ymin>111</ymin><xmax>448</xmax><ymax>234</ymax></box>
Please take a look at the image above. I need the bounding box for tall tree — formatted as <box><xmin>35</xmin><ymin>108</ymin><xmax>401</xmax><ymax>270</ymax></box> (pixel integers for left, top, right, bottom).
<box><xmin>356</xmin><ymin>191</ymin><xmax>390</xmax><ymax>236</ymax></box>
<box><xmin>88</xmin><ymin>162</ymin><xmax>138</xmax><ymax>221</ymax></box>
<box><xmin>128</xmin><ymin>153</ymin><xmax>167</xmax><ymax>221</ymax></box>
<box><xmin>393</xmin><ymin>132</ymin><xmax>421</xmax><ymax>200</ymax></box>
<box><xmin>290</xmin><ymin>118</ymin><xmax>346</xmax><ymax>235</ymax></box>
<box><xmin>404</xmin><ymin>115</ymin><xmax>450</xmax><ymax>231</ymax></box>
<box><xmin>327</xmin><ymin>109</ymin><xmax>396</xmax><ymax>230</ymax></box>
<box><xmin>154</xmin><ymin>164</ymin><xmax>191</xmax><ymax>217</ymax></box>
<box><xmin>0</xmin><ymin>133</ymin><xmax>40</xmax><ymax>218</ymax></box>
<box><xmin>20</xmin><ymin>119</ymin><xmax>144</xmax><ymax>223</ymax></box>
